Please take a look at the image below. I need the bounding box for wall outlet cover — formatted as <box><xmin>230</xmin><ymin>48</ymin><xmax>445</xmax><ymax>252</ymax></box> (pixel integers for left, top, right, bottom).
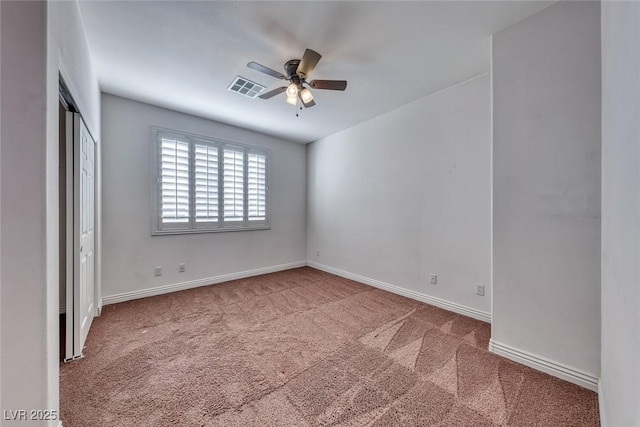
<box><xmin>430</xmin><ymin>274</ymin><xmax>437</xmax><ymax>285</ymax></box>
<box><xmin>476</xmin><ymin>284</ymin><xmax>485</xmax><ymax>296</ymax></box>
<box><xmin>154</xmin><ymin>267</ymin><xmax>162</xmax><ymax>277</ymax></box>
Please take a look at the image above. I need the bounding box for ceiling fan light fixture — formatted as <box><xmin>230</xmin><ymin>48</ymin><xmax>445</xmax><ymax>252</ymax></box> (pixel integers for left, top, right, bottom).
<box><xmin>286</xmin><ymin>83</ymin><xmax>298</xmax><ymax>98</ymax></box>
<box><xmin>300</xmin><ymin>88</ymin><xmax>314</xmax><ymax>103</ymax></box>
<box><xmin>286</xmin><ymin>95</ymin><xmax>297</xmax><ymax>105</ymax></box>
<box><xmin>248</xmin><ymin>48</ymin><xmax>347</xmax><ymax>110</ymax></box>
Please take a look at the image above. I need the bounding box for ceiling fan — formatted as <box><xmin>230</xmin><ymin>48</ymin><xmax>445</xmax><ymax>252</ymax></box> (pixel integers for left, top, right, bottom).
<box><xmin>247</xmin><ymin>48</ymin><xmax>347</xmax><ymax>108</ymax></box>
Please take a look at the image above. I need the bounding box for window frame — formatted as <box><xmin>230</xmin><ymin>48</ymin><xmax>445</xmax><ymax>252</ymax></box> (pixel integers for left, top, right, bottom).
<box><xmin>151</xmin><ymin>126</ymin><xmax>270</xmax><ymax>235</ymax></box>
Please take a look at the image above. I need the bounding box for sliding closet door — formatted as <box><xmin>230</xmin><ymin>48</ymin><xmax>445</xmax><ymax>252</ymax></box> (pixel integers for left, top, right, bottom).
<box><xmin>65</xmin><ymin>112</ymin><xmax>96</xmax><ymax>360</ymax></box>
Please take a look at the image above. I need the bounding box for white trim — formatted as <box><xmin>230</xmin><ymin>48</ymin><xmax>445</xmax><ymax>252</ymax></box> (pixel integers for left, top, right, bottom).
<box><xmin>64</xmin><ymin>111</ymin><xmax>74</xmax><ymax>361</ymax></box>
<box><xmin>306</xmin><ymin>261</ymin><xmax>491</xmax><ymax>323</ymax></box>
<box><xmin>102</xmin><ymin>261</ymin><xmax>306</xmax><ymax>306</ymax></box>
<box><xmin>59</xmin><ymin>305</ymin><xmax>66</xmax><ymax>315</ymax></box>
<box><xmin>489</xmin><ymin>35</ymin><xmax>494</xmax><ymax>319</ymax></box>
<box><xmin>488</xmin><ymin>339</ymin><xmax>599</xmax><ymax>392</ymax></box>
<box><xmin>95</xmin><ymin>136</ymin><xmax>102</xmax><ymax>317</ymax></box>
<box><xmin>58</xmin><ymin>55</ymin><xmax>97</xmax><ymax>141</ymax></box>
<box><xmin>151</xmin><ymin>225</ymin><xmax>271</xmax><ymax>236</ymax></box>
<box><xmin>598</xmin><ymin>379</ymin><xmax>608</xmax><ymax>427</ymax></box>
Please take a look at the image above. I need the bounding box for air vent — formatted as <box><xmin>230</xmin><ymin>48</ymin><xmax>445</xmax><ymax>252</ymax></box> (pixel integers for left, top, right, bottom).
<box><xmin>228</xmin><ymin>76</ymin><xmax>265</xmax><ymax>99</ymax></box>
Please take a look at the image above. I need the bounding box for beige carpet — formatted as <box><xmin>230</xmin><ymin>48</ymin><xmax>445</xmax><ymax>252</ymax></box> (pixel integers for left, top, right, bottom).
<box><xmin>60</xmin><ymin>267</ymin><xmax>599</xmax><ymax>426</ymax></box>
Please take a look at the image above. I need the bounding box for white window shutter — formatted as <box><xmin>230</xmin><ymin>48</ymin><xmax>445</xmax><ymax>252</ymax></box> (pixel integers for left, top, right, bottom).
<box><xmin>223</xmin><ymin>147</ymin><xmax>244</xmax><ymax>222</ymax></box>
<box><xmin>160</xmin><ymin>137</ymin><xmax>190</xmax><ymax>225</ymax></box>
<box><xmin>153</xmin><ymin>127</ymin><xmax>269</xmax><ymax>234</ymax></box>
<box><xmin>194</xmin><ymin>142</ymin><xmax>219</xmax><ymax>224</ymax></box>
<box><xmin>247</xmin><ymin>151</ymin><xmax>267</xmax><ymax>221</ymax></box>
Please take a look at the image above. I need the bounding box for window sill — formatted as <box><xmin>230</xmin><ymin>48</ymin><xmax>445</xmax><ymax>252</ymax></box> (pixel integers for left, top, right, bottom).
<box><xmin>152</xmin><ymin>225</ymin><xmax>270</xmax><ymax>236</ymax></box>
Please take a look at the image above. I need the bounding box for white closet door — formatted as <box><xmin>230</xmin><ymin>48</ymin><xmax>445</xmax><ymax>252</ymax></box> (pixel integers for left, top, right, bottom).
<box><xmin>66</xmin><ymin>112</ymin><xmax>96</xmax><ymax>360</ymax></box>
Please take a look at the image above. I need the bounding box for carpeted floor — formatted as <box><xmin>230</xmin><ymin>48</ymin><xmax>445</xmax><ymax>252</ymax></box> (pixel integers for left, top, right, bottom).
<box><xmin>60</xmin><ymin>267</ymin><xmax>599</xmax><ymax>426</ymax></box>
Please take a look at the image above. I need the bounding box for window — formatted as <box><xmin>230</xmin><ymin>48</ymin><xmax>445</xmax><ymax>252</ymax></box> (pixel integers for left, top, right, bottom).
<box><xmin>152</xmin><ymin>128</ymin><xmax>269</xmax><ymax>234</ymax></box>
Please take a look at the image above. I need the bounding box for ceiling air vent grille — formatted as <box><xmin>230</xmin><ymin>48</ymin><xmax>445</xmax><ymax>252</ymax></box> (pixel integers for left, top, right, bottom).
<box><xmin>228</xmin><ymin>76</ymin><xmax>265</xmax><ymax>99</ymax></box>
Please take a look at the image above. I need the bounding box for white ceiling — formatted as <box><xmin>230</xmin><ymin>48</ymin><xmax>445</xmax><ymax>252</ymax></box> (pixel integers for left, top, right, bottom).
<box><xmin>78</xmin><ymin>1</ymin><xmax>553</xmax><ymax>144</ymax></box>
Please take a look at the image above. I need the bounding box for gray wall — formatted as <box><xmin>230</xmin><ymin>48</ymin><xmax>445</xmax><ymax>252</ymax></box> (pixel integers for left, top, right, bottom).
<box><xmin>1</xmin><ymin>1</ymin><xmax>52</xmax><ymax>420</ymax></box>
<box><xmin>601</xmin><ymin>1</ymin><xmax>640</xmax><ymax>425</ymax></box>
<box><xmin>1</xmin><ymin>0</ymin><xmax>100</xmax><ymax>422</ymax></box>
<box><xmin>492</xmin><ymin>0</ymin><xmax>601</xmax><ymax>380</ymax></box>
<box><xmin>307</xmin><ymin>74</ymin><xmax>492</xmax><ymax>317</ymax></box>
<box><xmin>101</xmin><ymin>94</ymin><xmax>307</xmax><ymax>299</ymax></box>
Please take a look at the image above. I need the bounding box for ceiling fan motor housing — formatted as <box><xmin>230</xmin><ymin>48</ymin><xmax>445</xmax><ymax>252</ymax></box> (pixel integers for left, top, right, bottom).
<box><xmin>284</xmin><ymin>59</ymin><xmax>301</xmax><ymax>79</ymax></box>
<box><xmin>249</xmin><ymin>49</ymin><xmax>346</xmax><ymax>108</ymax></box>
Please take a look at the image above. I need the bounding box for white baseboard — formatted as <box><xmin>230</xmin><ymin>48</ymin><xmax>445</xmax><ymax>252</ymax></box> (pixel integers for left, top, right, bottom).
<box><xmin>59</xmin><ymin>305</ymin><xmax>66</xmax><ymax>314</ymax></box>
<box><xmin>102</xmin><ymin>261</ymin><xmax>307</xmax><ymax>306</ymax></box>
<box><xmin>489</xmin><ymin>339</ymin><xmax>599</xmax><ymax>392</ymax></box>
<box><xmin>598</xmin><ymin>379</ymin><xmax>607</xmax><ymax>426</ymax></box>
<box><xmin>306</xmin><ymin>261</ymin><xmax>491</xmax><ymax>323</ymax></box>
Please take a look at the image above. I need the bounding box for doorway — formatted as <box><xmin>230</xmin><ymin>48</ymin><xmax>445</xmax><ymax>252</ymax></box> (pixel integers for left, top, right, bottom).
<box><xmin>59</xmin><ymin>75</ymin><xmax>97</xmax><ymax>362</ymax></box>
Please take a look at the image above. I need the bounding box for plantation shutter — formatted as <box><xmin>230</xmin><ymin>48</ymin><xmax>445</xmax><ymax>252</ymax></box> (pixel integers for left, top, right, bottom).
<box><xmin>223</xmin><ymin>146</ymin><xmax>245</xmax><ymax>222</ymax></box>
<box><xmin>194</xmin><ymin>142</ymin><xmax>219</xmax><ymax>225</ymax></box>
<box><xmin>247</xmin><ymin>150</ymin><xmax>267</xmax><ymax>222</ymax></box>
<box><xmin>159</xmin><ymin>136</ymin><xmax>190</xmax><ymax>228</ymax></box>
<box><xmin>153</xmin><ymin>128</ymin><xmax>270</xmax><ymax>234</ymax></box>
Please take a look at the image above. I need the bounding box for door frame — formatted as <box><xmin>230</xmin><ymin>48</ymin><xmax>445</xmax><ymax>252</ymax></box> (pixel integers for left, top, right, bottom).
<box><xmin>59</xmin><ymin>63</ymin><xmax>102</xmax><ymax>317</ymax></box>
<box><xmin>59</xmin><ymin>69</ymin><xmax>101</xmax><ymax>362</ymax></box>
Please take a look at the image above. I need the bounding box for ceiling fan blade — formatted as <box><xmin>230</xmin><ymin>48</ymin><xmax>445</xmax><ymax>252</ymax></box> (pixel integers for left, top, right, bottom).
<box><xmin>298</xmin><ymin>92</ymin><xmax>316</xmax><ymax>108</ymax></box>
<box><xmin>297</xmin><ymin>49</ymin><xmax>322</xmax><ymax>78</ymax></box>
<box><xmin>247</xmin><ymin>61</ymin><xmax>287</xmax><ymax>80</ymax></box>
<box><xmin>259</xmin><ymin>86</ymin><xmax>287</xmax><ymax>99</ymax></box>
<box><xmin>309</xmin><ymin>80</ymin><xmax>347</xmax><ymax>91</ymax></box>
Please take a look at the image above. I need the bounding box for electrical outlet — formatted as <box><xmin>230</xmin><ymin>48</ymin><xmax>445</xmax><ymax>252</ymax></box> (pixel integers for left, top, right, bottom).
<box><xmin>316</xmin><ymin>250</ymin><xmax>320</xmax><ymax>257</ymax></box>
<box><xmin>179</xmin><ymin>263</ymin><xmax>186</xmax><ymax>273</ymax></box>
<box><xmin>154</xmin><ymin>266</ymin><xmax>162</xmax><ymax>277</ymax></box>
<box><xmin>430</xmin><ymin>274</ymin><xmax>437</xmax><ymax>285</ymax></box>
<box><xmin>476</xmin><ymin>284</ymin><xmax>485</xmax><ymax>296</ymax></box>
